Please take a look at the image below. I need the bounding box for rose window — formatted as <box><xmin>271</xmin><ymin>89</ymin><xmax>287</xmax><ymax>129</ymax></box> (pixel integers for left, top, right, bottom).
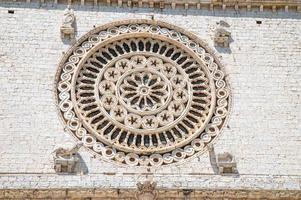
<box><xmin>55</xmin><ymin>20</ymin><xmax>231</xmax><ymax>166</ymax></box>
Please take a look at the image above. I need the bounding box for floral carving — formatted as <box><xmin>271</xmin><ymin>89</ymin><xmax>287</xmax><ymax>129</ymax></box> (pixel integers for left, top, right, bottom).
<box><xmin>120</xmin><ymin>70</ymin><xmax>169</xmax><ymax>112</ymax></box>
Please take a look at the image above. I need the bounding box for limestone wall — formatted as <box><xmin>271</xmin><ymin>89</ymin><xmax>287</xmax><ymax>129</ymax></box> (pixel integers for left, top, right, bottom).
<box><xmin>0</xmin><ymin>2</ymin><xmax>300</xmax><ymax>192</ymax></box>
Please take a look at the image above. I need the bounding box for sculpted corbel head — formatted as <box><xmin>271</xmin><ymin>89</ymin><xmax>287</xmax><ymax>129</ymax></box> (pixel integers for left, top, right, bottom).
<box><xmin>135</xmin><ymin>181</ymin><xmax>158</xmax><ymax>200</ymax></box>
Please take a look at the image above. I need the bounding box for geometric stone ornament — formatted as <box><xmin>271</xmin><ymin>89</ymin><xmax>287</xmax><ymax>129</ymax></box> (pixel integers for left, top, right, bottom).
<box><xmin>60</xmin><ymin>5</ymin><xmax>75</xmax><ymax>40</ymax></box>
<box><xmin>55</xmin><ymin>19</ymin><xmax>231</xmax><ymax>167</ymax></box>
<box><xmin>53</xmin><ymin>142</ymin><xmax>83</xmax><ymax>173</ymax></box>
<box><xmin>135</xmin><ymin>181</ymin><xmax>158</xmax><ymax>200</ymax></box>
<box><xmin>216</xmin><ymin>152</ymin><xmax>237</xmax><ymax>175</ymax></box>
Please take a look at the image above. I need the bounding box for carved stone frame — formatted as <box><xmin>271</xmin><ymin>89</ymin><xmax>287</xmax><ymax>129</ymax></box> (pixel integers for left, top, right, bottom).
<box><xmin>54</xmin><ymin>19</ymin><xmax>232</xmax><ymax>167</ymax></box>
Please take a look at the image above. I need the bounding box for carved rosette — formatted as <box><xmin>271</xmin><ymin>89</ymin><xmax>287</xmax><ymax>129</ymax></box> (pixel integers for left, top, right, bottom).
<box><xmin>55</xmin><ymin>20</ymin><xmax>231</xmax><ymax>166</ymax></box>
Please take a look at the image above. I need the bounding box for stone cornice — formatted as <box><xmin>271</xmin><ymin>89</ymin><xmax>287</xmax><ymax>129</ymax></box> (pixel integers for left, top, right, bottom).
<box><xmin>5</xmin><ymin>0</ymin><xmax>301</xmax><ymax>12</ymax></box>
<box><xmin>1</xmin><ymin>188</ymin><xmax>300</xmax><ymax>199</ymax></box>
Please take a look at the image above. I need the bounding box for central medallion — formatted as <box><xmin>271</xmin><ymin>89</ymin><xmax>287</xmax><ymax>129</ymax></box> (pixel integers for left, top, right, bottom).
<box><xmin>117</xmin><ymin>64</ymin><xmax>171</xmax><ymax>115</ymax></box>
<box><xmin>55</xmin><ymin>20</ymin><xmax>231</xmax><ymax>166</ymax></box>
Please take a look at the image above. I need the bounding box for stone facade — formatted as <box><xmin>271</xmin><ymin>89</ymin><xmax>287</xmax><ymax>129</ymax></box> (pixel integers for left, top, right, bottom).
<box><xmin>0</xmin><ymin>0</ymin><xmax>300</xmax><ymax>199</ymax></box>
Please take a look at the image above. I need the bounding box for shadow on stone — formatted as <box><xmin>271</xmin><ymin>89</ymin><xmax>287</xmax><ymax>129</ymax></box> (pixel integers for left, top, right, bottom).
<box><xmin>215</xmin><ymin>43</ymin><xmax>233</xmax><ymax>54</ymax></box>
<box><xmin>208</xmin><ymin>145</ymin><xmax>219</xmax><ymax>174</ymax></box>
<box><xmin>75</xmin><ymin>154</ymin><xmax>89</xmax><ymax>175</ymax></box>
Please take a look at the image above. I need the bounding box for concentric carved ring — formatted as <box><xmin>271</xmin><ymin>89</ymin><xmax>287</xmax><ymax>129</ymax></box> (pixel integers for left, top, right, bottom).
<box><xmin>55</xmin><ymin>20</ymin><xmax>231</xmax><ymax>166</ymax></box>
<box><xmin>116</xmin><ymin>66</ymin><xmax>172</xmax><ymax>115</ymax></box>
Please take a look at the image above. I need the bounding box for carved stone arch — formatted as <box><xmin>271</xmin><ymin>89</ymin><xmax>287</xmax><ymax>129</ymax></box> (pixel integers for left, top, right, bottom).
<box><xmin>54</xmin><ymin>19</ymin><xmax>231</xmax><ymax>167</ymax></box>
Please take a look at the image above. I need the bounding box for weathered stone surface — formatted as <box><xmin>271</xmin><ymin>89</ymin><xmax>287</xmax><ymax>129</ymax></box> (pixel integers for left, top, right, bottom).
<box><xmin>0</xmin><ymin>189</ymin><xmax>300</xmax><ymax>199</ymax></box>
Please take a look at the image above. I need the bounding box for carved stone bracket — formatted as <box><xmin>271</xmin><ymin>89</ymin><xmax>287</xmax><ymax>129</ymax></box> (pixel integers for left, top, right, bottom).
<box><xmin>135</xmin><ymin>181</ymin><xmax>158</xmax><ymax>200</ymax></box>
<box><xmin>60</xmin><ymin>5</ymin><xmax>75</xmax><ymax>40</ymax></box>
<box><xmin>53</xmin><ymin>142</ymin><xmax>83</xmax><ymax>173</ymax></box>
<box><xmin>214</xmin><ymin>28</ymin><xmax>231</xmax><ymax>48</ymax></box>
<box><xmin>216</xmin><ymin>152</ymin><xmax>237</xmax><ymax>175</ymax></box>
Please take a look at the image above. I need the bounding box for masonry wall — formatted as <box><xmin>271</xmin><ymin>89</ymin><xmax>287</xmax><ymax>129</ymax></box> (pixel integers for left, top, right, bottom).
<box><xmin>0</xmin><ymin>2</ymin><xmax>300</xmax><ymax>191</ymax></box>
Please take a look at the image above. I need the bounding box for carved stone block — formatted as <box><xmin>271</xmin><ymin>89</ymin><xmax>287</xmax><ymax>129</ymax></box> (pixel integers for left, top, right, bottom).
<box><xmin>53</xmin><ymin>142</ymin><xmax>83</xmax><ymax>173</ymax></box>
<box><xmin>217</xmin><ymin>152</ymin><xmax>237</xmax><ymax>174</ymax></box>
<box><xmin>60</xmin><ymin>6</ymin><xmax>75</xmax><ymax>40</ymax></box>
<box><xmin>135</xmin><ymin>181</ymin><xmax>158</xmax><ymax>200</ymax></box>
<box><xmin>214</xmin><ymin>28</ymin><xmax>231</xmax><ymax>48</ymax></box>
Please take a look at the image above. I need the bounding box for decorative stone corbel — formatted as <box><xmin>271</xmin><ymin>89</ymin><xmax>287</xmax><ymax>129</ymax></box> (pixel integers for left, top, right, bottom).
<box><xmin>214</xmin><ymin>28</ymin><xmax>231</xmax><ymax>48</ymax></box>
<box><xmin>213</xmin><ymin>20</ymin><xmax>231</xmax><ymax>48</ymax></box>
<box><xmin>135</xmin><ymin>181</ymin><xmax>158</xmax><ymax>200</ymax></box>
<box><xmin>216</xmin><ymin>152</ymin><xmax>237</xmax><ymax>175</ymax></box>
<box><xmin>53</xmin><ymin>141</ymin><xmax>83</xmax><ymax>173</ymax></box>
<box><xmin>60</xmin><ymin>5</ymin><xmax>75</xmax><ymax>40</ymax></box>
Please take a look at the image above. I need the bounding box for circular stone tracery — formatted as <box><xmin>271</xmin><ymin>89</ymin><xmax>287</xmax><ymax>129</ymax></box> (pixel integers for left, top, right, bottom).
<box><xmin>117</xmin><ymin>66</ymin><xmax>171</xmax><ymax>115</ymax></box>
<box><xmin>55</xmin><ymin>20</ymin><xmax>231</xmax><ymax>166</ymax></box>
